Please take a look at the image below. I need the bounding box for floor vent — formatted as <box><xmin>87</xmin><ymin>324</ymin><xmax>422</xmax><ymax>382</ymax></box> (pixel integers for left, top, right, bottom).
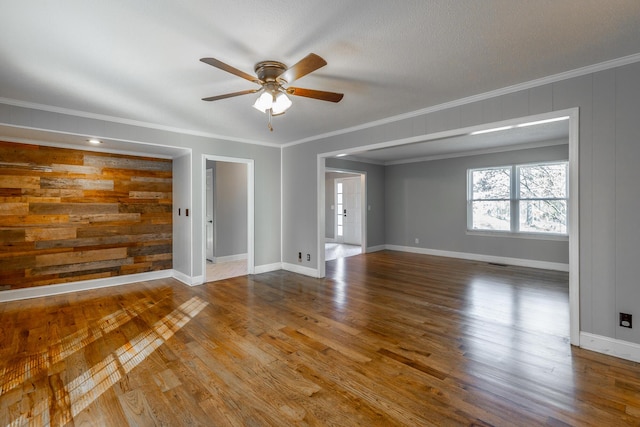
<box><xmin>488</xmin><ymin>262</ymin><xmax>509</xmax><ymax>267</ymax></box>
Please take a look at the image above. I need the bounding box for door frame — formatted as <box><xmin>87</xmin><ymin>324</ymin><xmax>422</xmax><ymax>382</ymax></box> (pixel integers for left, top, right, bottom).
<box><xmin>201</xmin><ymin>154</ymin><xmax>254</xmax><ymax>277</ymax></box>
<box><xmin>206</xmin><ymin>167</ymin><xmax>215</xmax><ymax>262</ymax></box>
<box><xmin>318</xmin><ymin>165</ymin><xmax>367</xmax><ymax>277</ymax></box>
<box><xmin>334</xmin><ymin>175</ymin><xmax>363</xmax><ymax>245</ymax></box>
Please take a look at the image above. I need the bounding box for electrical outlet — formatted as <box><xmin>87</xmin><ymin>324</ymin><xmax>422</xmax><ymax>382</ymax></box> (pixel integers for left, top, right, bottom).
<box><xmin>306</xmin><ymin>254</ymin><xmax>311</xmax><ymax>261</ymax></box>
<box><xmin>620</xmin><ymin>313</ymin><xmax>632</xmax><ymax>328</ymax></box>
<box><xmin>415</xmin><ymin>238</ymin><xmax>419</xmax><ymax>244</ymax></box>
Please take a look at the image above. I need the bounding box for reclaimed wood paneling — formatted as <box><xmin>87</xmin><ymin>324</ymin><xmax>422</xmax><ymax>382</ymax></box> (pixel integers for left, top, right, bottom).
<box><xmin>0</xmin><ymin>203</ymin><xmax>29</xmax><ymax>215</ymax></box>
<box><xmin>40</xmin><ymin>177</ymin><xmax>115</xmax><ymax>190</ymax></box>
<box><xmin>25</xmin><ymin>227</ymin><xmax>77</xmax><ymax>241</ymax></box>
<box><xmin>0</xmin><ymin>176</ymin><xmax>40</xmax><ymax>189</ymax></box>
<box><xmin>0</xmin><ymin>141</ymin><xmax>172</xmax><ymax>290</ymax></box>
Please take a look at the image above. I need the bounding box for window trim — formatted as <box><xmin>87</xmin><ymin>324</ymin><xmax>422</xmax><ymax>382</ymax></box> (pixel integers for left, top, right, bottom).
<box><xmin>467</xmin><ymin>160</ymin><xmax>569</xmax><ymax>239</ymax></box>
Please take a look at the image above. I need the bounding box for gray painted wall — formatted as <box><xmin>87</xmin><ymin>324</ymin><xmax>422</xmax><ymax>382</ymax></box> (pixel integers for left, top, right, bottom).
<box><xmin>282</xmin><ymin>61</ymin><xmax>640</xmax><ymax>345</ymax></box>
<box><xmin>193</xmin><ymin>144</ymin><xmax>280</xmax><ymax>274</ymax></box>
<box><xmin>212</xmin><ymin>161</ymin><xmax>248</xmax><ymax>257</ymax></box>
<box><xmin>385</xmin><ymin>144</ymin><xmax>569</xmax><ymax>263</ymax></box>
<box><xmin>173</xmin><ymin>152</ymin><xmax>192</xmax><ymax>275</ymax></box>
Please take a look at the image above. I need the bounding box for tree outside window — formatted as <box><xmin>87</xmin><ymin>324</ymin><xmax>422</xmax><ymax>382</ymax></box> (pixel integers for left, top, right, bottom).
<box><xmin>468</xmin><ymin>161</ymin><xmax>568</xmax><ymax>235</ymax></box>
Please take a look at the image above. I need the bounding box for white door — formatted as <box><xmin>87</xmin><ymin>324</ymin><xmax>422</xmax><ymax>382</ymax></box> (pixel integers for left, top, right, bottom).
<box><xmin>206</xmin><ymin>168</ymin><xmax>215</xmax><ymax>261</ymax></box>
<box><xmin>336</xmin><ymin>177</ymin><xmax>361</xmax><ymax>245</ymax></box>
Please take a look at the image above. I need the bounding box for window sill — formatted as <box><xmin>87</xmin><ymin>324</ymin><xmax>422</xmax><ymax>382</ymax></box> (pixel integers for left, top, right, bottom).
<box><xmin>466</xmin><ymin>230</ymin><xmax>569</xmax><ymax>241</ymax></box>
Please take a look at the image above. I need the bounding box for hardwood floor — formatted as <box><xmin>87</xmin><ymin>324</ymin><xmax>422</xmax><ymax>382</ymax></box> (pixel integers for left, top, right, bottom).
<box><xmin>1</xmin><ymin>250</ymin><xmax>640</xmax><ymax>426</ymax></box>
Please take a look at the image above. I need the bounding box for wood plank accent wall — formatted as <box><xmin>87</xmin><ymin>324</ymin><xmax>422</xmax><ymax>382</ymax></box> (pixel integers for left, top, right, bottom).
<box><xmin>0</xmin><ymin>141</ymin><xmax>172</xmax><ymax>290</ymax></box>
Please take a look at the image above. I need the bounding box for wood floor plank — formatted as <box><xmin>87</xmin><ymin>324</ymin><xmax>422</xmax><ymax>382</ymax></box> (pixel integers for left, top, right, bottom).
<box><xmin>1</xmin><ymin>251</ymin><xmax>640</xmax><ymax>425</ymax></box>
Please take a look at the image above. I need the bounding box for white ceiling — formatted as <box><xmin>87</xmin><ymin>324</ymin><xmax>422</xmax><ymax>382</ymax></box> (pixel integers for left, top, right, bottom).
<box><xmin>344</xmin><ymin>118</ymin><xmax>570</xmax><ymax>164</ymax></box>
<box><xmin>1</xmin><ymin>1</ymin><xmax>640</xmax><ymax>147</ymax></box>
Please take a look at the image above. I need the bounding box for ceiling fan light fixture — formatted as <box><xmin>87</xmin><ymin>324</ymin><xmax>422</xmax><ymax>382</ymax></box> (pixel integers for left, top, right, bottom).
<box><xmin>201</xmin><ymin>53</ymin><xmax>343</xmax><ymax>131</ymax></box>
<box><xmin>252</xmin><ymin>91</ymin><xmax>273</xmax><ymax>113</ymax></box>
<box><xmin>271</xmin><ymin>92</ymin><xmax>292</xmax><ymax>115</ymax></box>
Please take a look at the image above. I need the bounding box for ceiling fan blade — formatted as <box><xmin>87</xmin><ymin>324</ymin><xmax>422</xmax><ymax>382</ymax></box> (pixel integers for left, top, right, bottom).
<box><xmin>202</xmin><ymin>89</ymin><xmax>259</xmax><ymax>102</ymax></box>
<box><xmin>279</xmin><ymin>53</ymin><xmax>327</xmax><ymax>84</ymax></box>
<box><xmin>286</xmin><ymin>87</ymin><xmax>344</xmax><ymax>103</ymax></box>
<box><xmin>200</xmin><ymin>57</ymin><xmax>260</xmax><ymax>84</ymax></box>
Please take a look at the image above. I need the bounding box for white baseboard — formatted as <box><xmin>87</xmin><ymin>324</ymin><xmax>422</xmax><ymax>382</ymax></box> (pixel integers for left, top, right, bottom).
<box><xmin>171</xmin><ymin>269</ymin><xmax>193</xmax><ymax>285</ymax></box>
<box><xmin>174</xmin><ymin>273</ymin><xmax>205</xmax><ymax>286</ymax></box>
<box><xmin>214</xmin><ymin>253</ymin><xmax>248</xmax><ymax>263</ymax></box>
<box><xmin>385</xmin><ymin>245</ymin><xmax>569</xmax><ymax>272</ymax></box>
<box><xmin>176</xmin><ymin>262</ymin><xmax>284</xmax><ymax>284</ymax></box>
<box><xmin>580</xmin><ymin>332</ymin><xmax>640</xmax><ymax>363</ymax></box>
<box><xmin>254</xmin><ymin>262</ymin><xmax>283</xmax><ymax>274</ymax></box>
<box><xmin>191</xmin><ymin>275</ymin><xmax>205</xmax><ymax>285</ymax></box>
<box><xmin>282</xmin><ymin>262</ymin><xmax>322</xmax><ymax>278</ymax></box>
<box><xmin>0</xmin><ymin>270</ymin><xmax>173</xmax><ymax>302</ymax></box>
<box><xmin>366</xmin><ymin>245</ymin><xmax>386</xmax><ymax>253</ymax></box>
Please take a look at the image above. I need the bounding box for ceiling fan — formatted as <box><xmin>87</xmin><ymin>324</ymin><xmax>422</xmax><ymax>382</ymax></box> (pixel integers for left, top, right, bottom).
<box><xmin>200</xmin><ymin>53</ymin><xmax>343</xmax><ymax>131</ymax></box>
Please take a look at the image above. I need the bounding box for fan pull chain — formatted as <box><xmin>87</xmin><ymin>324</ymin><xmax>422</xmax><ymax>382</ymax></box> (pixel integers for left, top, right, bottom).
<box><xmin>268</xmin><ymin>108</ymin><xmax>274</xmax><ymax>131</ymax></box>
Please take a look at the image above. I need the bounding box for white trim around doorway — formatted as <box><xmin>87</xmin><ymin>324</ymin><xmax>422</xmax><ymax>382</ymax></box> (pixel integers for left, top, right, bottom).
<box><xmin>316</xmin><ymin>108</ymin><xmax>580</xmax><ymax>347</ymax></box>
<box><xmin>201</xmin><ymin>155</ymin><xmax>255</xmax><ymax>283</ymax></box>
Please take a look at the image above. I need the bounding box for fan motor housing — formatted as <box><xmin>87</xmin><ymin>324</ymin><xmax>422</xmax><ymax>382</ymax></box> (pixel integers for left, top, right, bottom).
<box><xmin>255</xmin><ymin>61</ymin><xmax>288</xmax><ymax>84</ymax></box>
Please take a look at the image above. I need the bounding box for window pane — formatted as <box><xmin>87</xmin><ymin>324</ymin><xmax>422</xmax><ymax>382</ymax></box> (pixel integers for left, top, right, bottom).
<box><xmin>472</xmin><ymin>201</ymin><xmax>510</xmax><ymax>231</ymax></box>
<box><xmin>472</xmin><ymin>168</ymin><xmax>511</xmax><ymax>199</ymax></box>
<box><xmin>519</xmin><ymin>163</ymin><xmax>567</xmax><ymax>199</ymax></box>
<box><xmin>337</xmin><ymin>215</ymin><xmax>343</xmax><ymax>226</ymax></box>
<box><xmin>336</xmin><ymin>182</ymin><xmax>343</xmax><ymax>192</ymax></box>
<box><xmin>337</xmin><ymin>225</ymin><xmax>343</xmax><ymax>236</ymax></box>
<box><xmin>337</xmin><ymin>194</ymin><xmax>343</xmax><ymax>204</ymax></box>
<box><xmin>519</xmin><ymin>200</ymin><xmax>567</xmax><ymax>234</ymax></box>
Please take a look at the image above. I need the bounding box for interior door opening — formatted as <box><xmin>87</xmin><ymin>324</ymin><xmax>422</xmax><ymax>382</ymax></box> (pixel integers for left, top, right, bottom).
<box><xmin>204</xmin><ymin>157</ymin><xmax>253</xmax><ymax>282</ymax></box>
<box><xmin>316</xmin><ymin>109</ymin><xmax>578</xmax><ymax>346</ymax></box>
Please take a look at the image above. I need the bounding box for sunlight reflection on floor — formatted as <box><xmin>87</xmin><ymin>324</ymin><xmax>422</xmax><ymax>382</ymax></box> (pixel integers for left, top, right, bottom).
<box><xmin>2</xmin><ymin>296</ymin><xmax>209</xmax><ymax>426</ymax></box>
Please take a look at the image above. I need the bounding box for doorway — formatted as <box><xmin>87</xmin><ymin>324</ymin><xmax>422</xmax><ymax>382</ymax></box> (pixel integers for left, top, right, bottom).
<box><xmin>316</xmin><ymin>109</ymin><xmax>579</xmax><ymax>346</ymax></box>
<box><xmin>202</xmin><ymin>156</ymin><xmax>254</xmax><ymax>282</ymax></box>
<box><xmin>325</xmin><ymin>170</ymin><xmax>365</xmax><ymax>261</ymax></box>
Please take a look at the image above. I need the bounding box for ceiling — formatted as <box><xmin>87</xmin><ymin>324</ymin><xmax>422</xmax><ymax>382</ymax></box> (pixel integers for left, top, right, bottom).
<box><xmin>344</xmin><ymin>117</ymin><xmax>569</xmax><ymax>164</ymax></box>
<box><xmin>1</xmin><ymin>1</ymin><xmax>640</xmax><ymax>147</ymax></box>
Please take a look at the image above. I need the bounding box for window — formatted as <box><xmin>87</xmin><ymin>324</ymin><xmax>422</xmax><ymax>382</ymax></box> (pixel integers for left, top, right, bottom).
<box><xmin>469</xmin><ymin>166</ymin><xmax>511</xmax><ymax>231</ymax></box>
<box><xmin>336</xmin><ymin>181</ymin><xmax>343</xmax><ymax>237</ymax></box>
<box><xmin>468</xmin><ymin>161</ymin><xmax>568</xmax><ymax>236</ymax></box>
